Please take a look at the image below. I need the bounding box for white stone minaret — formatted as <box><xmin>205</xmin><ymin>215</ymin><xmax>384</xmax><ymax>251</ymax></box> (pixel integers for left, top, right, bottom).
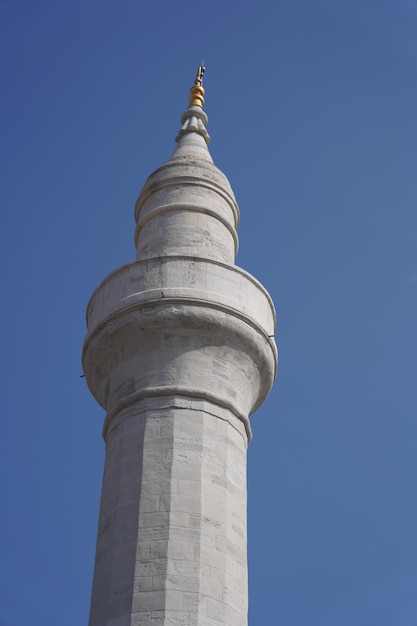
<box><xmin>83</xmin><ymin>67</ymin><xmax>277</xmax><ymax>626</ymax></box>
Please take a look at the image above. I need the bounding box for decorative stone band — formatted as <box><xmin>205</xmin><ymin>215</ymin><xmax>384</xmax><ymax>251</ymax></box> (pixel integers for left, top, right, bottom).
<box><xmin>175</xmin><ymin>105</ymin><xmax>210</xmax><ymax>143</ymax></box>
<box><xmin>135</xmin><ymin>162</ymin><xmax>239</xmax><ymax>227</ymax></box>
<box><xmin>85</xmin><ymin>256</ymin><xmax>276</xmax><ymax>341</ymax></box>
<box><xmin>135</xmin><ymin>202</ymin><xmax>239</xmax><ymax>256</ymax></box>
<box><xmin>84</xmin><ymin>301</ymin><xmax>276</xmax><ymax>436</ymax></box>
<box><xmin>82</xmin><ymin>257</ymin><xmax>277</xmax><ymax>439</ymax></box>
<box><xmin>134</xmin><ymin>149</ymin><xmax>239</xmax><ymax>264</ymax></box>
<box><xmin>102</xmin><ymin>389</ymin><xmax>253</xmax><ymax>442</ymax></box>
<box><xmin>103</xmin><ymin>394</ymin><xmax>249</xmax><ymax>446</ymax></box>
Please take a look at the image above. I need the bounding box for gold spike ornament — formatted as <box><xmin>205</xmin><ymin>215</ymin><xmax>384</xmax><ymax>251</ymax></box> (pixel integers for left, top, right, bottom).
<box><xmin>188</xmin><ymin>64</ymin><xmax>205</xmax><ymax>107</ymax></box>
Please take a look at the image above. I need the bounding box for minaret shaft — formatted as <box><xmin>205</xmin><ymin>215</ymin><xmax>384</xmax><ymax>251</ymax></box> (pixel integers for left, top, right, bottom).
<box><xmin>89</xmin><ymin>398</ymin><xmax>248</xmax><ymax>626</ymax></box>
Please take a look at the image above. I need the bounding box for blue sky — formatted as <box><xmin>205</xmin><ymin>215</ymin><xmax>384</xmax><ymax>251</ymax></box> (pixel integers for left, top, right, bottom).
<box><xmin>1</xmin><ymin>1</ymin><xmax>417</xmax><ymax>624</ymax></box>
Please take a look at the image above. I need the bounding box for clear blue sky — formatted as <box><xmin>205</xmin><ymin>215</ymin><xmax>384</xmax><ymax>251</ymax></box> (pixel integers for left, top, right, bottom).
<box><xmin>1</xmin><ymin>1</ymin><xmax>417</xmax><ymax>624</ymax></box>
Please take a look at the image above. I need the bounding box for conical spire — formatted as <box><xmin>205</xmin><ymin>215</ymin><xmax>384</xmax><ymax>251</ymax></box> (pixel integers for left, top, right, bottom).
<box><xmin>134</xmin><ymin>64</ymin><xmax>239</xmax><ymax>264</ymax></box>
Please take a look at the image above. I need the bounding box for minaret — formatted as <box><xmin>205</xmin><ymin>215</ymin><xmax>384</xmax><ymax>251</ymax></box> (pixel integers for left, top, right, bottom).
<box><xmin>83</xmin><ymin>67</ymin><xmax>277</xmax><ymax>626</ymax></box>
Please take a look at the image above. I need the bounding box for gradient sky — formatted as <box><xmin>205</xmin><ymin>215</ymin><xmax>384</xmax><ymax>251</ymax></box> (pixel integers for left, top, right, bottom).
<box><xmin>2</xmin><ymin>1</ymin><xmax>417</xmax><ymax>624</ymax></box>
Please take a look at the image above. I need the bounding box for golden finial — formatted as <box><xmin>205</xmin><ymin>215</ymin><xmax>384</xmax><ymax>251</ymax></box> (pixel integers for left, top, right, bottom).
<box><xmin>188</xmin><ymin>63</ymin><xmax>205</xmax><ymax>108</ymax></box>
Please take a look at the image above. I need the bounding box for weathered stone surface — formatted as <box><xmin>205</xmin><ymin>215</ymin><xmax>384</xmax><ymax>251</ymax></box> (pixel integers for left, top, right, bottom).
<box><xmin>84</xmin><ymin>96</ymin><xmax>277</xmax><ymax>626</ymax></box>
<box><xmin>88</xmin><ymin>400</ymin><xmax>250</xmax><ymax>626</ymax></box>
